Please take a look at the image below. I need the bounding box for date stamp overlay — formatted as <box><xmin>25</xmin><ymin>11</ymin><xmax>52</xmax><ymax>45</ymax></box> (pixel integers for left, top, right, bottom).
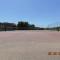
<box><xmin>48</xmin><ymin>52</ymin><xmax>60</xmax><ymax>55</ymax></box>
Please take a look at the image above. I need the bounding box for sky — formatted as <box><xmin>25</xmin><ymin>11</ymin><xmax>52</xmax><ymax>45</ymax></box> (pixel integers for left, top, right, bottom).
<box><xmin>0</xmin><ymin>0</ymin><xmax>60</xmax><ymax>27</ymax></box>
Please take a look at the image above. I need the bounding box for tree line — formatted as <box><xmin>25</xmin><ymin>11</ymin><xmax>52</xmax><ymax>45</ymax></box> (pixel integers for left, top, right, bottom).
<box><xmin>0</xmin><ymin>21</ymin><xmax>44</xmax><ymax>31</ymax></box>
<box><xmin>0</xmin><ymin>21</ymin><xmax>59</xmax><ymax>31</ymax></box>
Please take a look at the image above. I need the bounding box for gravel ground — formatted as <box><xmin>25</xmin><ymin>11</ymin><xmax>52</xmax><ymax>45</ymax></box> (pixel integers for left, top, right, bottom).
<box><xmin>0</xmin><ymin>30</ymin><xmax>60</xmax><ymax>60</ymax></box>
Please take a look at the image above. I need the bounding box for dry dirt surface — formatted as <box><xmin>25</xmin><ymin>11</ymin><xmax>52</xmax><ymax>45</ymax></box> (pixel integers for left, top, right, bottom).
<box><xmin>0</xmin><ymin>30</ymin><xmax>60</xmax><ymax>60</ymax></box>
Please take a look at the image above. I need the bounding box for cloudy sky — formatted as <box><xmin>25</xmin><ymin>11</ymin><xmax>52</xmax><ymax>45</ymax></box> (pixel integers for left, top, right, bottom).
<box><xmin>0</xmin><ymin>0</ymin><xmax>60</xmax><ymax>27</ymax></box>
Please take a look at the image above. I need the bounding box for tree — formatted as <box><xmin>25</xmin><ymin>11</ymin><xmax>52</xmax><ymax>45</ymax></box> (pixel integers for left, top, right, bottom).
<box><xmin>17</xmin><ymin>21</ymin><xmax>36</xmax><ymax>30</ymax></box>
<box><xmin>17</xmin><ymin>21</ymin><xmax>29</xmax><ymax>30</ymax></box>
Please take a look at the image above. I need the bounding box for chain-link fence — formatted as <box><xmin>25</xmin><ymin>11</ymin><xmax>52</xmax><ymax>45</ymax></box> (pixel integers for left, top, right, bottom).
<box><xmin>47</xmin><ymin>22</ymin><xmax>60</xmax><ymax>31</ymax></box>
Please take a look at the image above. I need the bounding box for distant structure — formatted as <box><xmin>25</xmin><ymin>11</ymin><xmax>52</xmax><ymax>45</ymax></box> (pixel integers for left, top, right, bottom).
<box><xmin>0</xmin><ymin>22</ymin><xmax>16</xmax><ymax>31</ymax></box>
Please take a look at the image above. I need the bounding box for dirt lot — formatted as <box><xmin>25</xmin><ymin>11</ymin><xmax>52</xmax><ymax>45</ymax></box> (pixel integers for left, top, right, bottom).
<box><xmin>0</xmin><ymin>30</ymin><xmax>60</xmax><ymax>60</ymax></box>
